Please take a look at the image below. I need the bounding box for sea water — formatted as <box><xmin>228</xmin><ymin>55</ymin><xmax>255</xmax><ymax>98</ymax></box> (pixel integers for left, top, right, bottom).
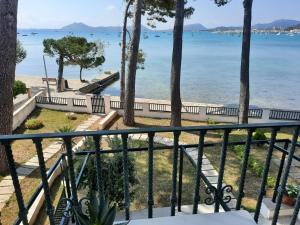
<box><xmin>16</xmin><ymin>30</ymin><xmax>300</xmax><ymax>110</ymax></box>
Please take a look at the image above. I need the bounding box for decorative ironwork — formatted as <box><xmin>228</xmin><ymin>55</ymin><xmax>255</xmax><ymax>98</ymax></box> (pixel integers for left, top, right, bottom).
<box><xmin>0</xmin><ymin>122</ymin><xmax>299</xmax><ymax>225</ymax></box>
<box><xmin>204</xmin><ymin>185</ymin><xmax>233</xmax><ymax>206</ymax></box>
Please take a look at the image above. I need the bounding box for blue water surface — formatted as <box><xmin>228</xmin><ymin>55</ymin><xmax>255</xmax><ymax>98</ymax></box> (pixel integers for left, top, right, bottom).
<box><xmin>16</xmin><ymin>30</ymin><xmax>300</xmax><ymax>109</ymax></box>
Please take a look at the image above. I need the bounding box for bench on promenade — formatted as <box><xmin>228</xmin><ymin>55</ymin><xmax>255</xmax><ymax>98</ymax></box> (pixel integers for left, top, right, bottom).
<box><xmin>42</xmin><ymin>77</ymin><xmax>57</xmax><ymax>84</ymax></box>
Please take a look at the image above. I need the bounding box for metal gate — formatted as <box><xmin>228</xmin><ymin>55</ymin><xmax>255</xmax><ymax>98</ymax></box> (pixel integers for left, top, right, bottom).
<box><xmin>91</xmin><ymin>96</ymin><xmax>105</xmax><ymax>113</ymax></box>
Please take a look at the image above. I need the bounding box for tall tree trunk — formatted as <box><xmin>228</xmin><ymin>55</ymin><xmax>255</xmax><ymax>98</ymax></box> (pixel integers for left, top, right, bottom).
<box><xmin>123</xmin><ymin>0</ymin><xmax>142</xmax><ymax>126</ymax></box>
<box><xmin>57</xmin><ymin>54</ymin><xmax>64</xmax><ymax>92</ymax></box>
<box><xmin>79</xmin><ymin>66</ymin><xmax>84</xmax><ymax>82</ymax></box>
<box><xmin>239</xmin><ymin>0</ymin><xmax>253</xmax><ymax>124</ymax></box>
<box><xmin>170</xmin><ymin>0</ymin><xmax>184</xmax><ymax>127</ymax></box>
<box><xmin>0</xmin><ymin>0</ymin><xmax>18</xmax><ymax>173</ymax></box>
<box><xmin>120</xmin><ymin>0</ymin><xmax>133</xmax><ymax>103</ymax></box>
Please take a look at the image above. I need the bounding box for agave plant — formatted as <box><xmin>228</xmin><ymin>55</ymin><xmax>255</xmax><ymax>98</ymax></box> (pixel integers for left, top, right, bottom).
<box><xmin>55</xmin><ymin>126</ymin><xmax>76</xmax><ymax>151</ymax></box>
<box><xmin>74</xmin><ymin>191</ymin><xmax>118</xmax><ymax>225</ymax></box>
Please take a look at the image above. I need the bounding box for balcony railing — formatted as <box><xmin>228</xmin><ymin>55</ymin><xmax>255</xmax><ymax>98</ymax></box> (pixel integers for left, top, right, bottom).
<box><xmin>0</xmin><ymin>122</ymin><xmax>300</xmax><ymax>225</ymax></box>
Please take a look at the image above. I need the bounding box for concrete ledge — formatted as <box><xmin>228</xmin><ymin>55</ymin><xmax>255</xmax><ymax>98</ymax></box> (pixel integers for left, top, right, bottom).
<box><xmin>13</xmin><ymin>89</ymin><xmax>46</xmax><ymax>130</ymax></box>
<box><xmin>99</xmin><ymin>110</ymin><xmax>118</xmax><ymax>130</ymax></box>
<box><xmin>260</xmin><ymin>198</ymin><xmax>294</xmax><ymax>219</ymax></box>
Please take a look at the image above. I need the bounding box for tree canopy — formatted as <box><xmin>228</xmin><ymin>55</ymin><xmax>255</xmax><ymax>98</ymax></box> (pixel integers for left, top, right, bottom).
<box><xmin>16</xmin><ymin>39</ymin><xmax>27</xmax><ymax>64</ymax></box>
<box><xmin>65</xmin><ymin>40</ymin><xmax>105</xmax><ymax>82</ymax></box>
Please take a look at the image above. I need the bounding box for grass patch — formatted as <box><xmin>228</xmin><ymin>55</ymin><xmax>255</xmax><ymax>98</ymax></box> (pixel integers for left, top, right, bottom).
<box><xmin>107</xmin><ymin>116</ymin><xmax>297</xmax><ymax>211</ymax></box>
<box><xmin>0</xmin><ymin>109</ymin><xmax>91</xmax><ymax>224</ymax></box>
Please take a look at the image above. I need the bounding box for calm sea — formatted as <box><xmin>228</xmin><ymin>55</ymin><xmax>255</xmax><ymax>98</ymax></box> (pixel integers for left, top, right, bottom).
<box><xmin>16</xmin><ymin>30</ymin><xmax>300</xmax><ymax>110</ymax></box>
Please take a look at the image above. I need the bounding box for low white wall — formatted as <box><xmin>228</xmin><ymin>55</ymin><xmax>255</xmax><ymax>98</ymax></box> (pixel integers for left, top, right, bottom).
<box><xmin>104</xmin><ymin>95</ymin><xmax>298</xmax><ymax>124</ymax></box>
<box><xmin>36</xmin><ymin>96</ymin><xmax>91</xmax><ymax>114</ymax></box>
<box><xmin>13</xmin><ymin>89</ymin><xmax>46</xmax><ymax>131</ymax></box>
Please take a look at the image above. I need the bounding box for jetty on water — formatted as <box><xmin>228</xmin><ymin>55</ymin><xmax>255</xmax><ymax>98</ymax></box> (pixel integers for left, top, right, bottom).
<box><xmin>79</xmin><ymin>71</ymin><xmax>119</xmax><ymax>94</ymax></box>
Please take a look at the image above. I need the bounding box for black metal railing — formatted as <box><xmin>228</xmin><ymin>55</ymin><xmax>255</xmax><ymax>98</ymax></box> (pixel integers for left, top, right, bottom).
<box><xmin>36</xmin><ymin>96</ymin><xmax>68</xmax><ymax>105</ymax></box>
<box><xmin>206</xmin><ymin>106</ymin><xmax>263</xmax><ymax>118</ymax></box>
<box><xmin>0</xmin><ymin>122</ymin><xmax>300</xmax><ymax>225</ymax></box>
<box><xmin>149</xmin><ymin>103</ymin><xmax>170</xmax><ymax>112</ymax></box>
<box><xmin>110</xmin><ymin>101</ymin><xmax>143</xmax><ymax>111</ymax></box>
<box><xmin>270</xmin><ymin>109</ymin><xmax>300</xmax><ymax>121</ymax></box>
<box><xmin>72</xmin><ymin>99</ymin><xmax>87</xmax><ymax>107</ymax></box>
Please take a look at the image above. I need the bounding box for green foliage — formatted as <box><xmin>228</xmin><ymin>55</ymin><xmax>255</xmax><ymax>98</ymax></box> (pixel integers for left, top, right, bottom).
<box><xmin>206</xmin><ymin>118</ymin><xmax>217</xmax><ymax>125</ymax></box>
<box><xmin>74</xmin><ymin>191</ymin><xmax>117</xmax><ymax>225</ymax></box>
<box><xmin>285</xmin><ymin>184</ymin><xmax>299</xmax><ymax>198</ymax></box>
<box><xmin>43</xmin><ymin>36</ymin><xmax>103</xmax><ymax>81</ymax></box>
<box><xmin>16</xmin><ymin>40</ymin><xmax>27</xmax><ymax>64</ymax></box>
<box><xmin>214</xmin><ymin>0</ymin><xmax>231</xmax><ymax>7</ymax></box>
<box><xmin>79</xmin><ymin>137</ymin><xmax>138</xmax><ymax>209</ymax></box>
<box><xmin>140</xmin><ymin>0</ymin><xmax>194</xmax><ymax>28</ymax></box>
<box><xmin>267</xmin><ymin>176</ymin><xmax>276</xmax><ymax>188</ymax></box>
<box><xmin>25</xmin><ymin>119</ymin><xmax>44</xmax><ymax>130</ymax></box>
<box><xmin>233</xmin><ymin>145</ymin><xmax>264</xmax><ymax>177</ymax></box>
<box><xmin>55</xmin><ymin>125</ymin><xmax>75</xmax><ymax>133</ymax></box>
<box><xmin>65</xmin><ymin>41</ymin><xmax>106</xmax><ymax>81</ymax></box>
<box><xmin>125</xmin><ymin>47</ymin><xmax>146</xmax><ymax>70</ymax></box>
<box><xmin>253</xmin><ymin>130</ymin><xmax>267</xmax><ymax>143</ymax></box>
<box><xmin>13</xmin><ymin>80</ymin><xmax>27</xmax><ymax>98</ymax></box>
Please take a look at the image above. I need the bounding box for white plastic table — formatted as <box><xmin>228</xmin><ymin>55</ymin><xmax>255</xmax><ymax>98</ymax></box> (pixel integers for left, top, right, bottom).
<box><xmin>128</xmin><ymin>210</ymin><xmax>256</xmax><ymax>225</ymax></box>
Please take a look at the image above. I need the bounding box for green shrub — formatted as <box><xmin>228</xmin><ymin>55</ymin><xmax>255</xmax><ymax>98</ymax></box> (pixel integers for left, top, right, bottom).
<box><xmin>25</xmin><ymin>119</ymin><xmax>44</xmax><ymax>130</ymax></box>
<box><xmin>79</xmin><ymin>137</ymin><xmax>138</xmax><ymax>209</ymax></box>
<box><xmin>207</xmin><ymin>118</ymin><xmax>217</xmax><ymax>125</ymax></box>
<box><xmin>233</xmin><ymin>145</ymin><xmax>244</xmax><ymax>159</ymax></box>
<box><xmin>13</xmin><ymin>80</ymin><xmax>27</xmax><ymax>98</ymax></box>
<box><xmin>285</xmin><ymin>184</ymin><xmax>299</xmax><ymax>198</ymax></box>
<box><xmin>253</xmin><ymin>130</ymin><xmax>267</xmax><ymax>144</ymax></box>
<box><xmin>267</xmin><ymin>176</ymin><xmax>276</xmax><ymax>188</ymax></box>
<box><xmin>233</xmin><ymin>145</ymin><xmax>264</xmax><ymax>177</ymax></box>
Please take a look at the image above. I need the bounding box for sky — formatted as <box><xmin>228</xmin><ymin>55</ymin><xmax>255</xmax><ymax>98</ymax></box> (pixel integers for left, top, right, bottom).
<box><xmin>18</xmin><ymin>0</ymin><xmax>300</xmax><ymax>29</ymax></box>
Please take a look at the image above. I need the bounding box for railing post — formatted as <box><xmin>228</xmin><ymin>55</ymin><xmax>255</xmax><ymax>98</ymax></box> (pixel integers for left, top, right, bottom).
<box><xmin>63</xmin><ymin>137</ymin><xmax>79</xmax><ymax>211</ymax></box>
<box><xmin>121</xmin><ymin>134</ymin><xmax>130</xmax><ymax>220</ymax></box>
<box><xmin>291</xmin><ymin>187</ymin><xmax>300</xmax><ymax>225</ymax></box>
<box><xmin>198</xmin><ymin>106</ymin><xmax>207</xmax><ymax>121</ymax></box>
<box><xmin>254</xmin><ymin>128</ymin><xmax>278</xmax><ymax>222</ymax></box>
<box><xmin>272</xmin><ymin>142</ymin><xmax>288</xmax><ymax>202</ymax></box>
<box><xmin>86</xmin><ymin>94</ymin><xmax>93</xmax><ymax>114</ymax></box>
<box><xmin>93</xmin><ymin>135</ymin><xmax>104</xmax><ymax>200</ymax></box>
<box><xmin>67</xmin><ymin>98</ymin><xmax>73</xmax><ymax>110</ymax></box>
<box><xmin>1</xmin><ymin>141</ymin><xmax>29</xmax><ymax>225</ymax></box>
<box><xmin>147</xmin><ymin>132</ymin><xmax>155</xmax><ymax>218</ymax></box>
<box><xmin>62</xmin><ymin>155</ymin><xmax>71</xmax><ymax>199</ymax></box>
<box><xmin>103</xmin><ymin>95</ymin><xmax>111</xmax><ymax>114</ymax></box>
<box><xmin>32</xmin><ymin>138</ymin><xmax>55</xmax><ymax>225</ymax></box>
<box><xmin>236</xmin><ymin>128</ymin><xmax>255</xmax><ymax>210</ymax></box>
<box><xmin>178</xmin><ymin>146</ymin><xmax>184</xmax><ymax>212</ymax></box>
<box><xmin>193</xmin><ymin>130</ymin><xmax>206</xmax><ymax>214</ymax></box>
<box><xmin>215</xmin><ymin>129</ymin><xmax>231</xmax><ymax>212</ymax></box>
<box><xmin>271</xmin><ymin>126</ymin><xmax>300</xmax><ymax>225</ymax></box>
<box><xmin>171</xmin><ymin>131</ymin><xmax>180</xmax><ymax>216</ymax></box>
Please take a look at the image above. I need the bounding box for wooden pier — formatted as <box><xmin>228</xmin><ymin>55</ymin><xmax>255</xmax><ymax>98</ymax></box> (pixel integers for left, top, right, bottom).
<box><xmin>79</xmin><ymin>71</ymin><xmax>119</xmax><ymax>94</ymax></box>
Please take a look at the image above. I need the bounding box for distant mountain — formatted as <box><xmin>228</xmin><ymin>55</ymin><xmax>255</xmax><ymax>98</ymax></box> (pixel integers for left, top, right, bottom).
<box><xmin>61</xmin><ymin>22</ymin><xmax>151</xmax><ymax>32</ymax></box>
<box><xmin>208</xmin><ymin>26</ymin><xmax>241</xmax><ymax>31</ymax></box>
<box><xmin>183</xmin><ymin>23</ymin><xmax>207</xmax><ymax>31</ymax></box>
<box><xmin>252</xmin><ymin>19</ymin><xmax>300</xmax><ymax>30</ymax></box>
<box><xmin>286</xmin><ymin>23</ymin><xmax>300</xmax><ymax>31</ymax></box>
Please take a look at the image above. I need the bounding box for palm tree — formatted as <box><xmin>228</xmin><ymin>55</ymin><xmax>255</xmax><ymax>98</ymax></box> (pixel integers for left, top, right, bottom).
<box><xmin>239</xmin><ymin>0</ymin><xmax>253</xmax><ymax>124</ymax></box>
<box><xmin>123</xmin><ymin>0</ymin><xmax>143</xmax><ymax>126</ymax></box>
<box><xmin>0</xmin><ymin>0</ymin><xmax>18</xmax><ymax>173</ymax></box>
<box><xmin>170</xmin><ymin>0</ymin><xmax>185</xmax><ymax>127</ymax></box>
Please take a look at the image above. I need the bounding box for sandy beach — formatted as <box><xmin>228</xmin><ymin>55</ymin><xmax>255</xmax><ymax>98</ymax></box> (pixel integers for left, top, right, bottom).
<box><xmin>16</xmin><ymin>74</ymin><xmax>89</xmax><ymax>98</ymax></box>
